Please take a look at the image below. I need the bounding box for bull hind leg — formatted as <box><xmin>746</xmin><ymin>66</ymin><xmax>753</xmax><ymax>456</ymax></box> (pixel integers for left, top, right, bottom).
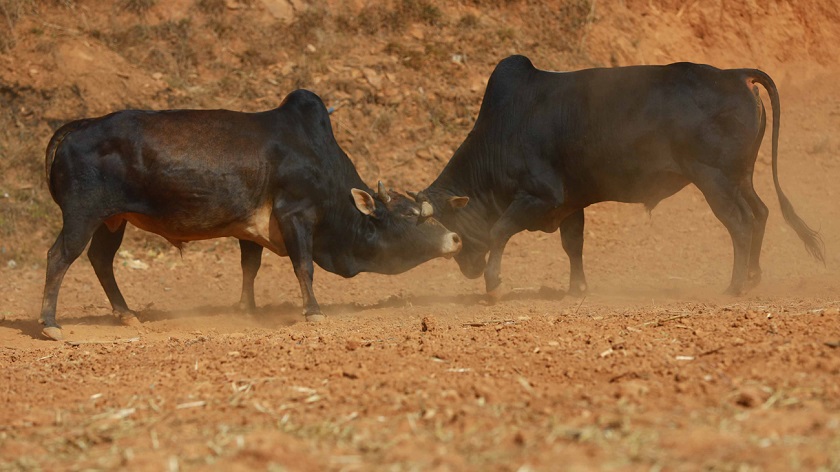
<box><xmin>741</xmin><ymin>123</ymin><xmax>769</xmax><ymax>290</ymax></box>
<box><xmin>87</xmin><ymin>220</ymin><xmax>139</xmax><ymax>326</ymax></box>
<box><xmin>741</xmin><ymin>178</ymin><xmax>769</xmax><ymax>290</ymax></box>
<box><xmin>237</xmin><ymin>239</ymin><xmax>263</xmax><ymax>313</ymax></box>
<box><xmin>560</xmin><ymin>209</ymin><xmax>588</xmax><ymax>296</ymax></box>
<box><xmin>693</xmin><ymin>170</ymin><xmax>755</xmax><ymax>295</ymax></box>
<box><xmin>40</xmin><ymin>214</ymin><xmax>101</xmax><ymax>340</ymax></box>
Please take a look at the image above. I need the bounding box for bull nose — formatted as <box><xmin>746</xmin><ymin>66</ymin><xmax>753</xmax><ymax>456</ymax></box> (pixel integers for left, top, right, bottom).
<box><xmin>443</xmin><ymin>232</ymin><xmax>462</xmax><ymax>258</ymax></box>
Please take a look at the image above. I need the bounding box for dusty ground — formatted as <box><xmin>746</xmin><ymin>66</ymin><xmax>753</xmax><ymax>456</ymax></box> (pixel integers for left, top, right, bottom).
<box><xmin>2</xmin><ymin>1</ymin><xmax>840</xmax><ymax>471</ymax></box>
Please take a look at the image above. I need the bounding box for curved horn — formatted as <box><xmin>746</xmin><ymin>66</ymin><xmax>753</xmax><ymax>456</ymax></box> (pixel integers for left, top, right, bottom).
<box><xmin>377</xmin><ymin>181</ymin><xmax>391</xmax><ymax>203</ymax></box>
<box><xmin>420</xmin><ymin>201</ymin><xmax>434</xmax><ymax>218</ymax></box>
<box><xmin>407</xmin><ymin>190</ymin><xmax>419</xmax><ymax>200</ymax></box>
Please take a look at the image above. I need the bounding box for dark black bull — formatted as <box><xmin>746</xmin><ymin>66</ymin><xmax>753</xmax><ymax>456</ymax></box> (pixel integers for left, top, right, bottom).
<box><xmin>40</xmin><ymin>89</ymin><xmax>462</xmax><ymax>341</ymax></box>
<box><xmin>412</xmin><ymin>55</ymin><xmax>823</xmax><ymax>300</ymax></box>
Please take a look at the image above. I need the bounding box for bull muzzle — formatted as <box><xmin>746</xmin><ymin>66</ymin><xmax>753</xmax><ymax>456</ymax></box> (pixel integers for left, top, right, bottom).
<box><xmin>442</xmin><ymin>232</ymin><xmax>462</xmax><ymax>258</ymax></box>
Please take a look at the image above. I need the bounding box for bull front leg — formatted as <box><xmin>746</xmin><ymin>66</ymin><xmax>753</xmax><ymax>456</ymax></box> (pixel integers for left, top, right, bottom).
<box><xmin>560</xmin><ymin>209</ymin><xmax>588</xmax><ymax>296</ymax></box>
<box><xmin>275</xmin><ymin>210</ymin><xmax>323</xmax><ymax>322</ymax></box>
<box><xmin>237</xmin><ymin>239</ymin><xmax>263</xmax><ymax>313</ymax></box>
<box><xmin>484</xmin><ymin>194</ymin><xmax>562</xmax><ymax>304</ymax></box>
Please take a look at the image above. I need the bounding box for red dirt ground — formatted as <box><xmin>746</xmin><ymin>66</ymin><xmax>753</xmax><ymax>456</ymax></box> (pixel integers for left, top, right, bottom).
<box><xmin>2</xmin><ymin>1</ymin><xmax>840</xmax><ymax>471</ymax></box>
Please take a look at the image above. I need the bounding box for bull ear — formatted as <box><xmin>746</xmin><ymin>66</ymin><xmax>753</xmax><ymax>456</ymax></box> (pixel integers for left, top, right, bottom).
<box><xmin>351</xmin><ymin>188</ymin><xmax>377</xmax><ymax>216</ymax></box>
<box><xmin>448</xmin><ymin>196</ymin><xmax>469</xmax><ymax>209</ymax></box>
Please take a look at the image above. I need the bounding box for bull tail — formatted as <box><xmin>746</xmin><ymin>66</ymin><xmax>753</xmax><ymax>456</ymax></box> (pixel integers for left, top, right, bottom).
<box><xmin>747</xmin><ymin>69</ymin><xmax>825</xmax><ymax>263</ymax></box>
<box><xmin>44</xmin><ymin>120</ymin><xmax>88</xmax><ymax>201</ymax></box>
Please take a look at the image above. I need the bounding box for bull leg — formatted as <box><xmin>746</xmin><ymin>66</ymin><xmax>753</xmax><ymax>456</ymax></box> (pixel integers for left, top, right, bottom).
<box><xmin>693</xmin><ymin>172</ymin><xmax>755</xmax><ymax>295</ymax></box>
<box><xmin>87</xmin><ymin>221</ymin><xmax>138</xmax><ymax>326</ymax></box>
<box><xmin>560</xmin><ymin>209</ymin><xmax>588</xmax><ymax>296</ymax></box>
<box><xmin>237</xmin><ymin>239</ymin><xmax>263</xmax><ymax>313</ymax></box>
<box><xmin>276</xmin><ymin>213</ymin><xmax>322</xmax><ymax>321</ymax></box>
<box><xmin>741</xmin><ymin>179</ymin><xmax>769</xmax><ymax>290</ymax></box>
<box><xmin>40</xmin><ymin>216</ymin><xmax>100</xmax><ymax>340</ymax></box>
<box><xmin>485</xmin><ymin>195</ymin><xmax>560</xmax><ymax>303</ymax></box>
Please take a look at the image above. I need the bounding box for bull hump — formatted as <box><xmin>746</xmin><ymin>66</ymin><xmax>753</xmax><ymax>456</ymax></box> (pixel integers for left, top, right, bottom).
<box><xmin>497</xmin><ymin>55</ymin><xmax>534</xmax><ymax>71</ymax></box>
<box><xmin>482</xmin><ymin>55</ymin><xmax>536</xmax><ymax>104</ymax></box>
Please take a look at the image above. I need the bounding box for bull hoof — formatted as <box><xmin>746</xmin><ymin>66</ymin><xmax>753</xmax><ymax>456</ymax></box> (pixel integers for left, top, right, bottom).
<box><xmin>724</xmin><ymin>286</ymin><xmax>745</xmax><ymax>297</ymax></box>
<box><xmin>567</xmin><ymin>283</ymin><xmax>588</xmax><ymax>297</ymax></box>
<box><xmin>236</xmin><ymin>301</ymin><xmax>256</xmax><ymax>314</ymax></box>
<box><xmin>486</xmin><ymin>285</ymin><xmax>504</xmax><ymax>304</ymax></box>
<box><xmin>305</xmin><ymin>313</ymin><xmax>325</xmax><ymax>323</ymax></box>
<box><xmin>119</xmin><ymin>314</ymin><xmax>142</xmax><ymax>327</ymax></box>
<box><xmin>42</xmin><ymin>326</ymin><xmax>64</xmax><ymax>341</ymax></box>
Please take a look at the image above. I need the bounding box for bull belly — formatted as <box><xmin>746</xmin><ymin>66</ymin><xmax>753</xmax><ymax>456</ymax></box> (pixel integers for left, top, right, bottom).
<box><xmin>104</xmin><ymin>204</ymin><xmax>287</xmax><ymax>255</ymax></box>
<box><xmin>590</xmin><ymin>172</ymin><xmax>690</xmax><ymax>208</ymax></box>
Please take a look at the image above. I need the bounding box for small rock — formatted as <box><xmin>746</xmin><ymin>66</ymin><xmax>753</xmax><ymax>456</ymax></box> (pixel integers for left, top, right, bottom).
<box><xmin>409</xmin><ymin>25</ymin><xmax>424</xmax><ymax>40</ymax></box>
<box><xmin>126</xmin><ymin>259</ymin><xmax>149</xmax><ymax>270</ymax></box>
<box><xmin>152</xmin><ymin>72</ymin><xmax>163</xmax><ymax>80</ymax></box>
<box><xmin>345</xmin><ymin>338</ymin><xmax>361</xmax><ymax>351</ymax></box>
<box><xmin>362</xmin><ymin>68</ymin><xmax>382</xmax><ymax>89</ymax></box>
<box><xmin>280</xmin><ymin>62</ymin><xmax>296</xmax><ymax>75</ymax></box>
<box><xmin>615</xmin><ymin>379</ymin><xmax>649</xmax><ymax>400</ymax></box>
<box><xmin>421</xmin><ymin>316</ymin><xmax>436</xmax><ymax>332</ymax></box>
<box><xmin>342</xmin><ymin>368</ymin><xmax>359</xmax><ymax>379</ymax></box>
<box><xmin>6</xmin><ymin>259</ymin><xmax>17</xmax><ymax>269</ymax></box>
<box><xmin>306</xmin><ymin>44</ymin><xmax>316</xmax><ymax>53</ymax></box>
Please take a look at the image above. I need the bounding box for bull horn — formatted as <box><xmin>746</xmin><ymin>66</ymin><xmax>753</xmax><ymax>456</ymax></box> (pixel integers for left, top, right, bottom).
<box><xmin>420</xmin><ymin>201</ymin><xmax>434</xmax><ymax>218</ymax></box>
<box><xmin>407</xmin><ymin>191</ymin><xmax>419</xmax><ymax>200</ymax></box>
<box><xmin>377</xmin><ymin>181</ymin><xmax>391</xmax><ymax>203</ymax></box>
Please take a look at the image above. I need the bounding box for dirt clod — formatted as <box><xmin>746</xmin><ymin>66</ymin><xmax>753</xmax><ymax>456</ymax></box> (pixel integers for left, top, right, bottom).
<box><xmin>421</xmin><ymin>316</ymin><xmax>437</xmax><ymax>332</ymax></box>
<box><xmin>734</xmin><ymin>386</ymin><xmax>769</xmax><ymax>408</ymax></box>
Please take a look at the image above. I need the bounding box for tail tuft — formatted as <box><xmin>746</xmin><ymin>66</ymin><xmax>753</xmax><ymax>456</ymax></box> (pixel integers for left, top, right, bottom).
<box><xmin>779</xmin><ymin>193</ymin><xmax>825</xmax><ymax>264</ymax></box>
